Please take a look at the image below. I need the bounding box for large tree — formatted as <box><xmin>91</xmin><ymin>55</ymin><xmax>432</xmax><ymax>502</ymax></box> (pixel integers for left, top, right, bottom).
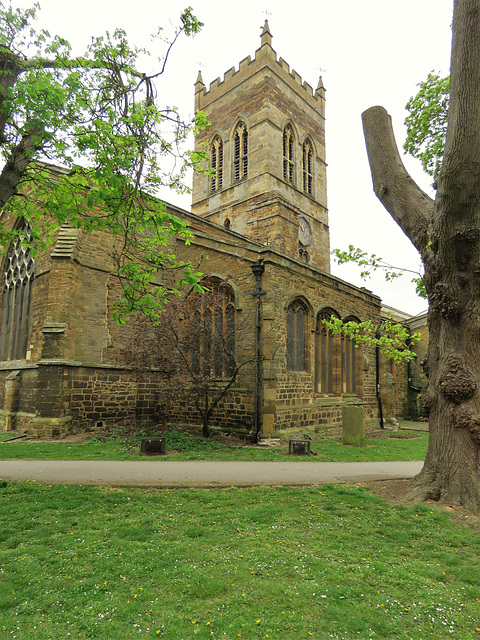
<box><xmin>362</xmin><ymin>0</ymin><xmax>480</xmax><ymax>511</ymax></box>
<box><xmin>0</xmin><ymin>3</ymin><xmax>205</xmax><ymax>320</ymax></box>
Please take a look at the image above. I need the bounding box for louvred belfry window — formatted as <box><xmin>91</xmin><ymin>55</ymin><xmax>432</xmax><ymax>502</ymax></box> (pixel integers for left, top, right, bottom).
<box><xmin>210</xmin><ymin>135</ymin><xmax>224</xmax><ymax>191</ymax></box>
<box><xmin>233</xmin><ymin>122</ymin><xmax>248</xmax><ymax>181</ymax></box>
<box><xmin>303</xmin><ymin>139</ymin><xmax>313</xmax><ymax>194</ymax></box>
<box><xmin>283</xmin><ymin>124</ymin><xmax>295</xmax><ymax>183</ymax></box>
<box><xmin>0</xmin><ymin>219</ymin><xmax>35</xmax><ymax>361</ymax></box>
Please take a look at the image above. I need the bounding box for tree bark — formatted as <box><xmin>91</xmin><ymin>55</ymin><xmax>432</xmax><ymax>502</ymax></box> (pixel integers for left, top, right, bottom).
<box><xmin>0</xmin><ymin>48</ymin><xmax>45</xmax><ymax>209</ymax></box>
<box><xmin>362</xmin><ymin>0</ymin><xmax>480</xmax><ymax>512</ymax></box>
<box><xmin>0</xmin><ymin>48</ymin><xmax>21</xmax><ymax>138</ymax></box>
<box><xmin>0</xmin><ymin>127</ymin><xmax>43</xmax><ymax>210</ymax></box>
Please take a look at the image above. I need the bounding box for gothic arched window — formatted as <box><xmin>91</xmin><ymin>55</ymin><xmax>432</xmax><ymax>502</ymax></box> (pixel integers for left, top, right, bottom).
<box><xmin>210</xmin><ymin>135</ymin><xmax>224</xmax><ymax>191</ymax></box>
<box><xmin>283</xmin><ymin>124</ymin><xmax>295</xmax><ymax>183</ymax></box>
<box><xmin>190</xmin><ymin>279</ymin><xmax>235</xmax><ymax>379</ymax></box>
<box><xmin>303</xmin><ymin>138</ymin><xmax>314</xmax><ymax>194</ymax></box>
<box><xmin>0</xmin><ymin>219</ymin><xmax>35</xmax><ymax>361</ymax></box>
<box><xmin>315</xmin><ymin>309</ymin><xmax>341</xmax><ymax>395</ymax></box>
<box><xmin>286</xmin><ymin>299</ymin><xmax>309</xmax><ymax>371</ymax></box>
<box><xmin>233</xmin><ymin>122</ymin><xmax>248</xmax><ymax>181</ymax></box>
<box><xmin>299</xmin><ymin>246</ymin><xmax>309</xmax><ymax>263</ymax></box>
<box><xmin>342</xmin><ymin>316</ymin><xmax>360</xmax><ymax>394</ymax></box>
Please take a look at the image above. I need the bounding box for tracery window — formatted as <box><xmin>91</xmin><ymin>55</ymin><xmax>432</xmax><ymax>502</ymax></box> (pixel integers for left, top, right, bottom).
<box><xmin>283</xmin><ymin>124</ymin><xmax>295</xmax><ymax>183</ymax></box>
<box><xmin>233</xmin><ymin>122</ymin><xmax>248</xmax><ymax>181</ymax></box>
<box><xmin>210</xmin><ymin>135</ymin><xmax>224</xmax><ymax>191</ymax></box>
<box><xmin>315</xmin><ymin>309</ymin><xmax>341</xmax><ymax>395</ymax></box>
<box><xmin>303</xmin><ymin>139</ymin><xmax>314</xmax><ymax>194</ymax></box>
<box><xmin>342</xmin><ymin>316</ymin><xmax>360</xmax><ymax>394</ymax></box>
<box><xmin>286</xmin><ymin>299</ymin><xmax>309</xmax><ymax>371</ymax></box>
<box><xmin>191</xmin><ymin>280</ymin><xmax>235</xmax><ymax>378</ymax></box>
<box><xmin>0</xmin><ymin>219</ymin><xmax>35</xmax><ymax>361</ymax></box>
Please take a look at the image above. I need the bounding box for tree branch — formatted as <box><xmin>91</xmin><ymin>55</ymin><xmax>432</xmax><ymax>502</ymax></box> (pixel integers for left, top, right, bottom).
<box><xmin>0</xmin><ymin>126</ymin><xmax>43</xmax><ymax>210</ymax></box>
<box><xmin>0</xmin><ymin>47</ymin><xmax>21</xmax><ymax>138</ymax></box>
<box><xmin>440</xmin><ymin>0</ymin><xmax>480</xmax><ymax>188</ymax></box>
<box><xmin>362</xmin><ymin>105</ymin><xmax>433</xmax><ymax>256</ymax></box>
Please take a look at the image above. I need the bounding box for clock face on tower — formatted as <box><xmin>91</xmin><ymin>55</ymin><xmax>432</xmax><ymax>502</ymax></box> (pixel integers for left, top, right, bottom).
<box><xmin>298</xmin><ymin>215</ymin><xmax>312</xmax><ymax>247</ymax></box>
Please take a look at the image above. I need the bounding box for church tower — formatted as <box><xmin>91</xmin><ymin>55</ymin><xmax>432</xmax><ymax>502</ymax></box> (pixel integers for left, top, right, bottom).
<box><xmin>192</xmin><ymin>21</ymin><xmax>330</xmax><ymax>272</ymax></box>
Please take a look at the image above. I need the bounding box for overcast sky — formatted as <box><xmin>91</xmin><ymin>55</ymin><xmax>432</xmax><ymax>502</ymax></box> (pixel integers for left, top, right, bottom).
<box><xmin>16</xmin><ymin>0</ymin><xmax>454</xmax><ymax>315</ymax></box>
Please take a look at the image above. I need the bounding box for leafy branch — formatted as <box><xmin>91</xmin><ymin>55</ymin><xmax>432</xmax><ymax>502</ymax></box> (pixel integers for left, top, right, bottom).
<box><xmin>404</xmin><ymin>72</ymin><xmax>449</xmax><ymax>180</ymax></box>
<box><xmin>0</xmin><ymin>2</ymin><xmax>208</xmax><ymax>322</ymax></box>
<box><xmin>325</xmin><ymin>316</ymin><xmax>420</xmax><ymax>363</ymax></box>
<box><xmin>332</xmin><ymin>245</ymin><xmax>426</xmax><ymax>299</ymax></box>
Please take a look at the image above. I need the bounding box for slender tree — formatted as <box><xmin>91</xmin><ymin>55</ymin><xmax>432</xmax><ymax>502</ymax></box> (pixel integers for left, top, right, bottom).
<box><xmin>362</xmin><ymin>0</ymin><xmax>480</xmax><ymax>511</ymax></box>
<box><xmin>128</xmin><ymin>279</ymin><xmax>274</xmax><ymax>438</ymax></box>
<box><xmin>0</xmin><ymin>3</ymin><xmax>206</xmax><ymax>320</ymax></box>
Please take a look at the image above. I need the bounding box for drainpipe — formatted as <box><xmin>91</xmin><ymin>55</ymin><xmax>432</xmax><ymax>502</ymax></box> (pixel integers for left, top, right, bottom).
<box><xmin>376</xmin><ymin>323</ymin><xmax>385</xmax><ymax>429</ymax></box>
<box><xmin>406</xmin><ymin>338</ymin><xmax>421</xmax><ymax>392</ymax></box>
<box><xmin>250</xmin><ymin>260</ymin><xmax>266</xmax><ymax>443</ymax></box>
<box><xmin>406</xmin><ymin>337</ymin><xmax>421</xmax><ymax>419</ymax></box>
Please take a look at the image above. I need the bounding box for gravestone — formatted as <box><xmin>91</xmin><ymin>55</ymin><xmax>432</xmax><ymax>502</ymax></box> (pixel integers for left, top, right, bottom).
<box><xmin>342</xmin><ymin>405</ymin><xmax>365</xmax><ymax>447</ymax></box>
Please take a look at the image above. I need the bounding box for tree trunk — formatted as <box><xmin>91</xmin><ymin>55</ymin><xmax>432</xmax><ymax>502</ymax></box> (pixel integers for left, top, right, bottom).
<box><xmin>202</xmin><ymin>416</ymin><xmax>210</xmax><ymax>438</ymax></box>
<box><xmin>0</xmin><ymin>48</ymin><xmax>21</xmax><ymax>137</ymax></box>
<box><xmin>0</xmin><ymin>127</ymin><xmax>43</xmax><ymax>210</ymax></box>
<box><xmin>202</xmin><ymin>392</ymin><xmax>210</xmax><ymax>438</ymax></box>
<box><xmin>0</xmin><ymin>48</ymin><xmax>46</xmax><ymax>210</ymax></box>
<box><xmin>362</xmin><ymin>0</ymin><xmax>480</xmax><ymax>512</ymax></box>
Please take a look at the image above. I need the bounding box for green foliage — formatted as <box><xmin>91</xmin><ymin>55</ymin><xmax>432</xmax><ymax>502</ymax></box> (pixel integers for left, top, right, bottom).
<box><xmin>333</xmin><ymin>244</ymin><xmax>427</xmax><ymax>299</ymax></box>
<box><xmin>0</xmin><ymin>2</ymin><xmax>208</xmax><ymax>321</ymax></box>
<box><xmin>1</xmin><ymin>482</ymin><xmax>479</xmax><ymax>639</ymax></box>
<box><xmin>325</xmin><ymin>315</ymin><xmax>420</xmax><ymax>363</ymax></box>
<box><xmin>180</xmin><ymin>6</ymin><xmax>204</xmax><ymax>35</ymax></box>
<box><xmin>404</xmin><ymin>72</ymin><xmax>449</xmax><ymax>179</ymax></box>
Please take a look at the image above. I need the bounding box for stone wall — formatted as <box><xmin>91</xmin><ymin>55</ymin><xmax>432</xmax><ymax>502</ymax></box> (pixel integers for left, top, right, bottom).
<box><xmin>0</xmin><ymin>202</ymin><xmax>388</xmax><ymax>439</ymax></box>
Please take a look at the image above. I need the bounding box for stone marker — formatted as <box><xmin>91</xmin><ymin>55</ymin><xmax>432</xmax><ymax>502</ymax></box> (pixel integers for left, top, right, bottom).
<box><xmin>342</xmin><ymin>406</ymin><xmax>365</xmax><ymax>447</ymax></box>
<box><xmin>140</xmin><ymin>438</ymin><xmax>166</xmax><ymax>456</ymax></box>
<box><xmin>289</xmin><ymin>439</ymin><xmax>311</xmax><ymax>455</ymax></box>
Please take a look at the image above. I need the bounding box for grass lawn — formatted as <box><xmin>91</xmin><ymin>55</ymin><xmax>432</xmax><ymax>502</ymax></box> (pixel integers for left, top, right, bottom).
<box><xmin>0</xmin><ymin>481</ymin><xmax>478</xmax><ymax>639</ymax></box>
<box><xmin>0</xmin><ymin>427</ymin><xmax>429</xmax><ymax>462</ymax></box>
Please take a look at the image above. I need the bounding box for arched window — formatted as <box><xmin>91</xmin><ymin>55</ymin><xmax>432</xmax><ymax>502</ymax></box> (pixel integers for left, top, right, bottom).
<box><xmin>342</xmin><ymin>316</ymin><xmax>360</xmax><ymax>394</ymax></box>
<box><xmin>299</xmin><ymin>246</ymin><xmax>309</xmax><ymax>263</ymax></box>
<box><xmin>233</xmin><ymin>122</ymin><xmax>248</xmax><ymax>181</ymax></box>
<box><xmin>210</xmin><ymin>135</ymin><xmax>224</xmax><ymax>191</ymax></box>
<box><xmin>303</xmin><ymin>139</ymin><xmax>314</xmax><ymax>194</ymax></box>
<box><xmin>190</xmin><ymin>279</ymin><xmax>235</xmax><ymax>378</ymax></box>
<box><xmin>315</xmin><ymin>309</ymin><xmax>341</xmax><ymax>395</ymax></box>
<box><xmin>0</xmin><ymin>218</ymin><xmax>35</xmax><ymax>361</ymax></box>
<box><xmin>283</xmin><ymin>124</ymin><xmax>295</xmax><ymax>183</ymax></box>
<box><xmin>286</xmin><ymin>299</ymin><xmax>309</xmax><ymax>371</ymax></box>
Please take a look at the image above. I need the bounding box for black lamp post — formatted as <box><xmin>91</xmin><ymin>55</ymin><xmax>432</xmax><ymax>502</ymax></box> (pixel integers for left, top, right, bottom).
<box><xmin>251</xmin><ymin>260</ymin><xmax>265</xmax><ymax>442</ymax></box>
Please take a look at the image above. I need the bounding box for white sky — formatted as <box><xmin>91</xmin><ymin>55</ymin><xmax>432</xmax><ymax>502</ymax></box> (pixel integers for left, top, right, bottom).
<box><xmin>15</xmin><ymin>0</ymin><xmax>454</xmax><ymax>315</ymax></box>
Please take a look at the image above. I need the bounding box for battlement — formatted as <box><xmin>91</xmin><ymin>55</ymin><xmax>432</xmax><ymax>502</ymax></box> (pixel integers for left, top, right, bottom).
<box><xmin>195</xmin><ymin>21</ymin><xmax>325</xmax><ymax>112</ymax></box>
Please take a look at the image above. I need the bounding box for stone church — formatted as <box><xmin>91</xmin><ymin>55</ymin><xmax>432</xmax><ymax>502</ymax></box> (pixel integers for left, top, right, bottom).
<box><xmin>0</xmin><ymin>22</ymin><xmax>410</xmax><ymax>439</ymax></box>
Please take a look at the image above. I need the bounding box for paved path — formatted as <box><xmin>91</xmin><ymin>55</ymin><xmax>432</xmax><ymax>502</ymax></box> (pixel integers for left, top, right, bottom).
<box><xmin>0</xmin><ymin>460</ymin><xmax>423</xmax><ymax>487</ymax></box>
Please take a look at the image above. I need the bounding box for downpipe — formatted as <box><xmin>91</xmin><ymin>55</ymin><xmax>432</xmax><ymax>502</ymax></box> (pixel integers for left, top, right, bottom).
<box><xmin>376</xmin><ymin>323</ymin><xmax>385</xmax><ymax>430</ymax></box>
